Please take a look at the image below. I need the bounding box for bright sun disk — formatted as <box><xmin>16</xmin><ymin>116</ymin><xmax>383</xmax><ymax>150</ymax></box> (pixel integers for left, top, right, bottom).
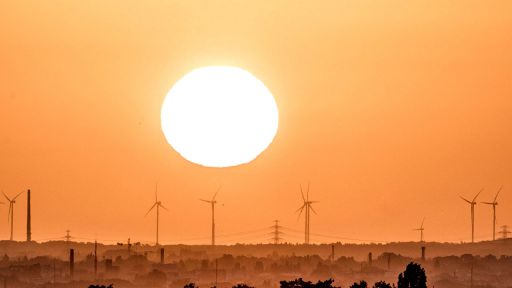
<box><xmin>161</xmin><ymin>66</ymin><xmax>279</xmax><ymax>167</ymax></box>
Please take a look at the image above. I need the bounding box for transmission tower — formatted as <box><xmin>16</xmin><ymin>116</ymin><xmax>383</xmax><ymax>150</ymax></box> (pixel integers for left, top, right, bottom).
<box><xmin>500</xmin><ymin>225</ymin><xmax>510</xmax><ymax>239</ymax></box>
<box><xmin>65</xmin><ymin>230</ymin><xmax>72</xmax><ymax>243</ymax></box>
<box><xmin>270</xmin><ymin>220</ymin><xmax>283</xmax><ymax>244</ymax></box>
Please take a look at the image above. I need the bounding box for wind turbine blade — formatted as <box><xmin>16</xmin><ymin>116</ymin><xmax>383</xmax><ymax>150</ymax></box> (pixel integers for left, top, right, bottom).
<box><xmin>297</xmin><ymin>206</ymin><xmax>304</xmax><ymax>221</ymax></box>
<box><xmin>296</xmin><ymin>204</ymin><xmax>306</xmax><ymax>213</ymax></box>
<box><xmin>307</xmin><ymin>182</ymin><xmax>310</xmax><ymax>202</ymax></box>
<box><xmin>3</xmin><ymin>192</ymin><xmax>10</xmax><ymax>202</ymax></box>
<box><xmin>296</xmin><ymin>205</ymin><xmax>305</xmax><ymax>220</ymax></box>
<box><xmin>159</xmin><ymin>204</ymin><xmax>169</xmax><ymax>211</ymax></box>
<box><xmin>300</xmin><ymin>185</ymin><xmax>306</xmax><ymax>202</ymax></box>
<box><xmin>199</xmin><ymin>199</ymin><xmax>211</xmax><ymax>203</ymax></box>
<box><xmin>494</xmin><ymin>186</ymin><xmax>503</xmax><ymax>202</ymax></box>
<box><xmin>420</xmin><ymin>218</ymin><xmax>425</xmax><ymax>229</ymax></box>
<box><xmin>472</xmin><ymin>188</ymin><xmax>483</xmax><ymax>202</ymax></box>
<box><xmin>481</xmin><ymin>202</ymin><xmax>494</xmax><ymax>205</ymax></box>
<box><xmin>155</xmin><ymin>183</ymin><xmax>158</xmax><ymax>202</ymax></box>
<box><xmin>460</xmin><ymin>196</ymin><xmax>471</xmax><ymax>204</ymax></box>
<box><xmin>145</xmin><ymin>203</ymin><xmax>157</xmax><ymax>216</ymax></box>
<box><xmin>309</xmin><ymin>204</ymin><xmax>318</xmax><ymax>215</ymax></box>
<box><xmin>13</xmin><ymin>191</ymin><xmax>23</xmax><ymax>200</ymax></box>
<box><xmin>212</xmin><ymin>185</ymin><xmax>222</xmax><ymax>201</ymax></box>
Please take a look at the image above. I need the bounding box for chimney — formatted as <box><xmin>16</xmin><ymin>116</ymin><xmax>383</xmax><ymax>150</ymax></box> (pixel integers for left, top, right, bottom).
<box><xmin>26</xmin><ymin>189</ymin><xmax>31</xmax><ymax>242</ymax></box>
<box><xmin>421</xmin><ymin>246</ymin><xmax>426</xmax><ymax>261</ymax></box>
<box><xmin>160</xmin><ymin>247</ymin><xmax>165</xmax><ymax>264</ymax></box>
<box><xmin>69</xmin><ymin>249</ymin><xmax>74</xmax><ymax>279</ymax></box>
<box><xmin>368</xmin><ymin>252</ymin><xmax>373</xmax><ymax>266</ymax></box>
<box><xmin>94</xmin><ymin>241</ymin><xmax>98</xmax><ymax>277</ymax></box>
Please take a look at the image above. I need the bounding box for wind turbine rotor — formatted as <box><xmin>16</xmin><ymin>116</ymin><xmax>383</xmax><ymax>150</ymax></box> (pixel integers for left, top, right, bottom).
<box><xmin>300</xmin><ymin>185</ymin><xmax>306</xmax><ymax>202</ymax></box>
<box><xmin>12</xmin><ymin>191</ymin><xmax>23</xmax><ymax>201</ymax></box>
<box><xmin>472</xmin><ymin>188</ymin><xmax>484</xmax><ymax>202</ymax></box>
<box><xmin>296</xmin><ymin>205</ymin><xmax>306</xmax><ymax>220</ymax></box>
<box><xmin>494</xmin><ymin>186</ymin><xmax>502</xmax><ymax>203</ymax></box>
<box><xmin>309</xmin><ymin>203</ymin><xmax>318</xmax><ymax>215</ymax></box>
<box><xmin>212</xmin><ymin>186</ymin><xmax>222</xmax><ymax>201</ymax></box>
<box><xmin>159</xmin><ymin>203</ymin><xmax>169</xmax><ymax>211</ymax></box>
<box><xmin>460</xmin><ymin>196</ymin><xmax>472</xmax><ymax>204</ymax></box>
<box><xmin>307</xmin><ymin>182</ymin><xmax>310</xmax><ymax>202</ymax></box>
<box><xmin>145</xmin><ymin>202</ymin><xmax>158</xmax><ymax>216</ymax></box>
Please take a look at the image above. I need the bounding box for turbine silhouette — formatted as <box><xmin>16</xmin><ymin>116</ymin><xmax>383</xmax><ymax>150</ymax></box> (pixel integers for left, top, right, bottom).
<box><xmin>481</xmin><ymin>186</ymin><xmax>502</xmax><ymax>241</ymax></box>
<box><xmin>200</xmin><ymin>186</ymin><xmax>221</xmax><ymax>246</ymax></box>
<box><xmin>145</xmin><ymin>184</ymin><xmax>168</xmax><ymax>246</ymax></box>
<box><xmin>460</xmin><ymin>188</ymin><xmax>483</xmax><ymax>243</ymax></box>
<box><xmin>414</xmin><ymin>218</ymin><xmax>425</xmax><ymax>242</ymax></box>
<box><xmin>3</xmin><ymin>191</ymin><xmax>23</xmax><ymax>241</ymax></box>
<box><xmin>297</xmin><ymin>183</ymin><xmax>318</xmax><ymax>244</ymax></box>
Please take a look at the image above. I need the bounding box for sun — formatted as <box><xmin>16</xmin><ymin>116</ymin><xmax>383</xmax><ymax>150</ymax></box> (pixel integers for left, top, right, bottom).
<box><xmin>161</xmin><ymin>66</ymin><xmax>279</xmax><ymax>167</ymax></box>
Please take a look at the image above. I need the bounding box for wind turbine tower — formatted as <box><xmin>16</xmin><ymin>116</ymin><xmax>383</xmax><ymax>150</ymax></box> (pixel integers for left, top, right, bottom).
<box><xmin>460</xmin><ymin>189</ymin><xmax>483</xmax><ymax>243</ymax></box>
<box><xmin>145</xmin><ymin>184</ymin><xmax>168</xmax><ymax>246</ymax></box>
<box><xmin>414</xmin><ymin>218</ymin><xmax>425</xmax><ymax>242</ymax></box>
<box><xmin>3</xmin><ymin>191</ymin><xmax>23</xmax><ymax>241</ymax></box>
<box><xmin>200</xmin><ymin>186</ymin><xmax>221</xmax><ymax>246</ymax></box>
<box><xmin>482</xmin><ymin>186</ymin><xmax>502</xmax><ymax>241</ymax></box>
<box><xmin>297</xmin><ymin>183</ymin><xmax>318</xmax><ymax>244</ymax></box>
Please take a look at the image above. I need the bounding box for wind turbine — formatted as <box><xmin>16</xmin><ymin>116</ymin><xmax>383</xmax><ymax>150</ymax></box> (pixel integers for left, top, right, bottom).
<box><xmin>200</xmin><ymin>186</ymin><xmax>221</xmax><ymax>246</ymax></box>
<box><xmin>460</xmin><ymin>188</ymin><xmax>483</xmax><ymax>243</ymax></box>
<box><xmin>296</xmin><ymin>183</ymin><xmax>318</xmax><ymax>244</ymax></box>
<box><xmin>3</xmin><ymin>191</ymin><xmax>23</xmax><ymax>241</ymax></box>
<box><xmin>481</xmin><ymin>186</ymin><xmax>502</xmax><ymax>241</ymax></box>
<box><xmin>414</xmin><ymin>218</ymin><xmax>425</xmax><ymax>242</ymax></box>
<box><xmin>145</xmin><ymin>184</ymin><xmax>167</xmax><ymax>246</ymax></box>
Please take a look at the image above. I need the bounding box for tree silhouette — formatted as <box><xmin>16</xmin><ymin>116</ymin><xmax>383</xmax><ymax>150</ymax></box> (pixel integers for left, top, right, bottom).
<box><xmin>233</xmin><ymin>284</ymin><xmax>254</xmax><ymax>288</ymax></box>
<box><xmin>88</xmin><ymin>285</ymin><xmax>113</xmax><ymax>288</ymax></box>
<box><xmin>280</xmin><ymin>278</ymin><xmax>338</xmax><ymax>288</ymax></box>
<box><xmin>184</xmin><ymin>283</ymin><xmax>197</xmax><ymax>288</ymax></box>
<box><xmin>349</xmin><ymin>281</ymin><xmax>367</xmax><ymax>288</ymax></box>
<box><xmin>397</xmin><ymin>262</ymin><xmax>427</xmax><ymax>288</ymax></box>
<box><xmin>373</xmin><ymin>281</ymin><xmax>392</xmax><ymax>288</ymax></box>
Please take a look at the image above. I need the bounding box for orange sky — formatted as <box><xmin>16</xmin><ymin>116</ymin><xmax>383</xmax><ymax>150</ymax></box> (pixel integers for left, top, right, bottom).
<box><xmin>1</xmin><ymin>1</ymin><xmax>511</xmax><ymax>245</ymax></box>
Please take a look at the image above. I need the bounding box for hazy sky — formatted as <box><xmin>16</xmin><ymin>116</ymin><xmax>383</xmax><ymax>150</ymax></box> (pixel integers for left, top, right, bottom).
<box><xmin>1</xmin><ymin>1</ymin><xmax>511</xmax><ymax>244</ymax></box>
